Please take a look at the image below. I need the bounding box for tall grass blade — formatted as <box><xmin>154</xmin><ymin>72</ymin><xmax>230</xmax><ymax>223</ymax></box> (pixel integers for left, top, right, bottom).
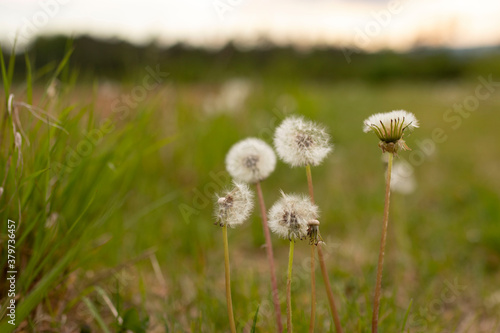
<box><xmin>400</xmin><ymin>299</ymin><xmax>413</xmax><ymax>333</ymax></box>
<box><xmin>82</xmin><ymin>297</ymin><xmax>112</xmax><ymax>333</ymax></box>
<box><xmin>0</xmin><ymin>244</ymin><xmax>80</xmax><ymax>331</ymax></box>
<box><xmin>250</xmin><ymin>305</ymin><xmax>260</xmax><ymax>333</ymax></box>
<box><xmin>25</xmin><ymin>54</ymin><xmax>33</xmax><ymax>104</ymax></box>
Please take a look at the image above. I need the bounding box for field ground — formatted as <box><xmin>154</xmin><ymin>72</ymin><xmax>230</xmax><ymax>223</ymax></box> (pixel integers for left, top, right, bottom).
<box><xmin>1</xmin><ymin>75</ymin><xmax>500</xmax><ymax>332</ymax></box>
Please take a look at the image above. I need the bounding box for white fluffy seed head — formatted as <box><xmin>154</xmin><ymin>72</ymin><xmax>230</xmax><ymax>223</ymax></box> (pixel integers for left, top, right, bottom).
<box><xmin>214</xmin><ymin>181</ymin><xmax>254</xmax><ymax>228</ymax></box>
<box><xmin>225</xmin><ymin>138</ymin><xmax>276</xmax><ymax>184</ymax></box>
<box><xmin>363</xmin><ymin>110</ymin><xmax>418</xmax><ymax>141</ymax></box>
<box><xmin>363</xmin><ymin>110</ymin><xmax>418</xmax><ymax>153</ymax></box>
<box><xmin>274</xmin><ymin>116</ymin><xmax>332</xmax><ymax>167</ymax></box>
<box><xmin>268</xmin><ymin>191</ymin><xmax>319</xmax><ymax>241</ymax></box>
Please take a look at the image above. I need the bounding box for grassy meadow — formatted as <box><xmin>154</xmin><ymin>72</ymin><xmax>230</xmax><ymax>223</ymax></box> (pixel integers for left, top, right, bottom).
<box><xmin>1</xmin><ymin>47</ymin><xmax>500</xmax><ymax>332</ymax></box>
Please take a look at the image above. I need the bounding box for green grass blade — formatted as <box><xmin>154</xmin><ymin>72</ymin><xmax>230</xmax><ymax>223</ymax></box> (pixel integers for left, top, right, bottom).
<box><xmin>401</xmin><ymin>298</ymin><xmax>413</xmax><ymax>333</ymax></box>
<box><xmin>51</xmin><ymin>47</ymin><xmax>73</xmax><ymax>82</ymax></box>
<box><xmin>143</xmin><ymin>135</ymin><xmax>178</xmax><ymax>156</ymax></box>
<box><xmin>41</xmin><ymin>46</ymin><xmax>74</xmax><ymax>102</ymax></box>
<box><xmin>66</xmin><ymin>191</ymin><xmax>96</xmax><ymax>235</ymax></box>
<box><xmin>6</xmin><ymin>41</ymin><xmax>16</xmax><ymax>87</ymax></box>
<box><xmin>0</xmin><ymin>44</ymin><xmax>10</xmax><ymax>104</ymax></box>
<box><xmin>82</xmin><ymin>297</ymin><xmax>112</xmax><ymax>333</ymax></box>
<box><xmin>20</xmin><ymin>168</ymin><xmax>49</xmax><ymax>187</ymax></box>
<box><xmin>0</xmin><ymin>244</ymin><xmax>80</xmax><ymax>331</ymax></box>
<box><xmin>25</xmin><ymin>54</ymin><xmax>33</xmax><ymax>104</ymax></box>
<box><xmin>250</xmin><ymin>305</ymin><xmax>260</xmax><ymax>333</ymax></box>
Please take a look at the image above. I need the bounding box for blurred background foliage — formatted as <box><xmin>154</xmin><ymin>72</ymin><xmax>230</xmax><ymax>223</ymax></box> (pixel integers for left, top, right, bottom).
<box><xmin>5</xmin><ymin>35</ymin><xmax>500</xmax><ymax>82</ymax></box>
<box><xmin>0</xmin><ymin>35</ymin><xmax>499</xmax><ymax>332</ymax></box>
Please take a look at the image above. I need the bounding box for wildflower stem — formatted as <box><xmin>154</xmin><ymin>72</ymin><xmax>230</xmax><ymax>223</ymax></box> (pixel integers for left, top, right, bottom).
<box><xmin>317</xmin><ymin>246</ymin><xmax>343</xmax><ymax>332</ymax></box>
<box><xmin>306</xmin><ymin>164</ymin><xmax>317</xmax><ymax>332</ymax></box>
<box><xmin>287</xmin><ymin>240</ymin><xmax>295</xmax><ymax>333</ymax></box>
<box><xmin>372</xmin><ymin>152</ymin><xmax>393</xmax><ymax>333</ymax></box>
<box><xmin>306</xmin><ymin>164</ymin><xmax>344</xmax><ymax>333</ymax></box>
<box><xmin>306</xmin><ymin>164</ymin><xmax>315</xmax><ymax>202</ymax></box>
<box><xmin>256</xmin><ymin>181</ymin><xmax>283</xmax><ymax>333</ymax></box>
<box><xmin>308</xmin><ymin>244</ymin><xmax>316</xmax><ymax>333</ymax></box>
<box><xmin>223</xmin><ymin>224</ymin><xmax>237</xmax><ymax>333</ymax></box>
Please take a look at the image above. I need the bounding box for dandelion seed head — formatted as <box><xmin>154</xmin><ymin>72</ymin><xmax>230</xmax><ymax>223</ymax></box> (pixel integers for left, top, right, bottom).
<box><xmin>307</xmin><ymin>219</ymin><xmax>323</xmax><ymax>245</ymax></box>
<box><xmin>225</xmin><ymin>138</ymin><xmax>276</xmax><ymax>183</ymax></box>
<box><xmin>214</xmin><ymin>181</ymin><xmax>254</xmax><ymax>227</ymax></box>
<box><xmin>363</xmin><ymin>110</ymin><xmax>419</xmax><ymax>153</ymax></box>
<box><xmin>274</xmin><ymin>116</ymin><xmax>332</xmax><ymax>167</ymax></box>
<box><xmin>268</xmin><ymin>192</ymin><xmax>319</xmax><ymax>241</ymax></box>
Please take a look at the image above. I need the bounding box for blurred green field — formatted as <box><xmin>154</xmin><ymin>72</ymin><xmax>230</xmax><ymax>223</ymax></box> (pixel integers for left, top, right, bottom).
<box><xmin>1</xmin><ymin>51</ymin><xmax>500</xmax><ymax>332</ymax></box>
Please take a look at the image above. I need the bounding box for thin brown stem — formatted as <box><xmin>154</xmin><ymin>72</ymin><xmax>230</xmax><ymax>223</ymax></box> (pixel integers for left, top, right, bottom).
<box><xmin>256</xmin><ymin>181</ymin><xmax>283</xmax><ymax>333</ymax></box>
<box><xmin>318</xmin><ymin>246</ymin><xmax>343</xmax><ymax>333</ymax></box>
<box><xmin>306</xmin><ymin>164</ymin><xmax>344</xmax><ymax>333</ymax></box>
<box><xmin>308</xmin><ymin>244</ymin><xmax>316</xmax><ymax>333</ymax></box>
<box><xmin>306</xmin><ymin>164</ymin><xmax>315</xmax><ymax>203</ymax></box>
<box><xmin>223</xmin><ymin>225</ymin><xmax>237</xmax><ymax>333</ymax></box>
<box><xmin>287</xmin><ymin>240</ymin><xmax>295</xmax><ymax>333</ymax></box>
<box><xmin>372</xmin><ymin>152</ymin><xmax>394</xmax><ymax>333</ymax></box>
<box><xmin>306</xmin><ymin>164</ymin><xmax>317</xmax><ymax>332</ymax></box>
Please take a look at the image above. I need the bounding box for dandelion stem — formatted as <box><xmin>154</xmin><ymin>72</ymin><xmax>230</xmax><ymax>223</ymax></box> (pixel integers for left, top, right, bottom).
<box><xmin>308</xmin><ymin>244</ymin><xmax>316</xmax><ymax>333</ymax></box>
<box><xmin>306</xmin><ymin>164</ymin><xmax>315</xmax><ymax>203</ymax></box>
<box><xmin>318</xmin><ymin>246</ymin><xmax>343</xmax><ymax>332</ymax></box>
<box><xmin>306</xmin><ymin>164</ymin><xmax>317</xmax><ymax>332</ymax></box>
<box><xmin>256</xmin><ymin>181</ymin><xmax>283</xmax><ymax>333</ymax></box>
<box><xmin>287</xmin><ymin>240</ymin><xmax>295</xmax><ymax>333</ymax></box>
<box><xmin>306</xmin><ymin>164</ymin><xmax>344</xmax><ymax>333</ymax></box>
<box><xmin>372</xmin><ymin>152</ymin><xmax>393</xmax><ymax>333</ymax></box>
<box><xmin>223</xmin><ymin>224</ymin><xmax>237</xmax><ymax>333</ymax></box>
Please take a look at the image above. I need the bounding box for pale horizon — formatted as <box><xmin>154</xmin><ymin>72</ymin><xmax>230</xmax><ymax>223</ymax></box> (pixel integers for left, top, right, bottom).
<box><xmin>1</xmin><ymin>0</ymin><xmax>500</xmax><ymax>51</ymax></box>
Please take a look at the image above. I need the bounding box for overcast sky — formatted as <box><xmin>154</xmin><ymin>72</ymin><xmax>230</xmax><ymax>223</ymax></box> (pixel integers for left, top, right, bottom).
<box><xmin>1</xmin><ymin>0</ymin><xmax>500</xmax><ymax>50</ymax></box>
